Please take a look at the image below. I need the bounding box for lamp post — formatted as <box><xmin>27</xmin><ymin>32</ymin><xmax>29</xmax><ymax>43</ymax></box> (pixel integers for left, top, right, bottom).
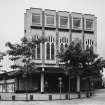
<box><xmin>63</xmin><ymin>61</ymin><xmax>71</xmax><ymax>100</ymax></box>
<box><xmin>40</xmin><ymin>36</ymin><xmax>47</xmax><ymax>94</ymax></box>
<box><xmin>44</xmin><ymin>80</ymin><xmax>48</xmax><ymax>92</ymax></box>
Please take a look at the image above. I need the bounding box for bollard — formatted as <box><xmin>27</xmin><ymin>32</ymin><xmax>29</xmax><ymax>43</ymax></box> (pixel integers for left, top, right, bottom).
<box><xmin>30</xmin><ymin>95</ymin><xmax>33</xmax><ymax>101</ymax></box>
<box><xmin>49</xmin><ymin>95</ymin><xmax>52</xmax><ymax>100</ymax></box>
<box><xmin>86</xmin><ymin>91</ymin><xmax>89</xmax><ymax>98</ymax></box>
<box><xmin>90</xmin><ymin>91</ymin><xmax>92</xmax><ymax>96</ymax></box>
<box><xmin>0</xmin><ymin>95</ymin><xmax>1</xmax><ymax>100</ymax></box>
<box><xmin>12</xmin><ymin>95</ymin><xmax>15</xmax><ymax>101</ymax></box>
<box><xmin>78</xmin><ymin>92</ymin><xmax>81</xmax><ymax>98</ymax></box>
<box><xmin>65</xmin><ymin>94</ymin><xmax>68</xmax><ymax>100</ymax></box>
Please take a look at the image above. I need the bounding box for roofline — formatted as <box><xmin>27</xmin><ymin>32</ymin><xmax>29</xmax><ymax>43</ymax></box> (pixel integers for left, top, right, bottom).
<box><xmin>30</xmin><ymin>7</ymin><xmax>42</xmax><ymax>10</ymax></box>
<box><xmin>71</xmin><ymin>12</ymin><xmax>82</xmax><ymax>15</ymax></box>
<box><xmin>24</xmin><ymin>7</ymin><xmax>96</xmax><ymax>16</ymax></box>
<box><xmin>45</xmin><ymin>9</ymin><xmax>56</xmax><ymax>12</ymax></box>
<box><xmin>84</xmin><ymin>14</ymin><xmax>95</xmax><ymax>16</ymax></box>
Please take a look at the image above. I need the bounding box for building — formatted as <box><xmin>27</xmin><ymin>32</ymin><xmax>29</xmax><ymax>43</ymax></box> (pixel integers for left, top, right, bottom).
<box><xmin>0</xmin><ymin>8</ymin><xmax>97</xmax><ymax>93</ymax></box>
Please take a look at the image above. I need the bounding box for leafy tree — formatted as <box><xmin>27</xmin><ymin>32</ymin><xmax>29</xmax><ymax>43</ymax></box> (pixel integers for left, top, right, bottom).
<box><xmin>6</xmin><ymin>36</ymin><xmax>47</xmax><ymax>97</ymax></box>
<box><xmin>57</xmin><ymin>39</ymin><xmax>105</xmax><ymax>98</ymax></box>
<box><xmin>58</xmin><ymin>40</ymin><xmax>84</xmax><ymax>99</ymax></box>
<box><xmin>6</xmin><ymin>36</ymin><xmax>47</xmax><ymax>76</ymax></box>
<box><xmin>81</xmin><ymin>47</ymin><xmax>105</xmax><ymax>87</ymax></box>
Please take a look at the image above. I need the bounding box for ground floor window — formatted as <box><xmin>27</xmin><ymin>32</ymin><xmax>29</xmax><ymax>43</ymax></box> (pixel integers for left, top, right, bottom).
<box><xmin>0</xmin><ymin>82</ymin><xmax>15</xmax><ymax>93</ymax></box>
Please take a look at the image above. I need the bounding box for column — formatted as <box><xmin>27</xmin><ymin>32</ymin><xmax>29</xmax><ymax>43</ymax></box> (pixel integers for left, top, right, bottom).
<box><xmin>77</xmin><ymin>75</ymin><xmax>80</xmax><ymax>92</ymax></box>
<box><xmin>40</xmin><ymin>67</ymin><xmax>44</xmax><ymax>93</ymax></box>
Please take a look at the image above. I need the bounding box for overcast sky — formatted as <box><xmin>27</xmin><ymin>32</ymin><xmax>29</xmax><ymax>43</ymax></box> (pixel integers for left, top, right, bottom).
<box><xmin>0</xmin><ymin>0</ymin><xmax>105</xmax><ymax>72</ymax></box>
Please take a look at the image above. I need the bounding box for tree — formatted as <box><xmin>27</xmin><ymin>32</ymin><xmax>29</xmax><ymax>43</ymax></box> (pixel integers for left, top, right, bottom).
<box><xmin>6</xmin><ymin>36</ymin><xmax>47</xmax><ymax>100</ymax></box>
<box><xmin>82</xmin><ymin>56</ymin><xmax>105</xmax><ymax>89</ymax></box>
<box><xmin>81</xmin><ymin>47</ymin><xmax>105</xmax><ymax>90</ymax></box>
<box><xmin>58</xmin><ymin>40</ymin><xmax>84</xmax><ymax>99</ymax></box>
<box><xmin>57</xmin><ymin>39</ymin><xmax>105</xmax><ymax>98</ymax></box>
<box><xmin>6</xmin><ymin>36</ymin><xmax>46</xmax><ymax>72</ymax></box>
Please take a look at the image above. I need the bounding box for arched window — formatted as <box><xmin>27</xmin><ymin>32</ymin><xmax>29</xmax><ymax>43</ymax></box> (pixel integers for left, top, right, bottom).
<box><xmin>90</xmin><ymin>45</ymin><xmax>93</xmax><ymax>51</ymax></box>
<box><xmin>53</xmin><ymin>38</ymin><xmax>55</xmax><ymax>42</ymax></box>
<box><xmin>92</xmin><ymin>41</ymin><xmax>93</xmax><ymax>45</ymax></box>
<box><xmin>32</xmin><ymin>48</ymin><xmax>36</xmax><ymax>59</ymax></box>
<box><xmin>65</xmin><ymin>44</ymin><xmax>68</xmax><ymax>48</ymax></box>
<box><xmin>60</xmin><ymin>38</ymin><xmax>62</xmax><ymax>43</ymax></box>
<box><xmin>48</xmin><ymin>36</ymin><xmax>50</xmax><ymax>42</ymax></box>
<box><xmin>88</xmin><ymin>40</ymin><xmax>89</xmax><ymax>45</ymax></box>
<box><xmin>86</xmin><ymin>45</ymin><xmax>89</xmax><ymax>50</ymax></box>
<box><xmin>32</xmin><ymin>35</ymin><xmax>36</xmax><ymax>40</ymax></box>
<box><xmin>37</xmin><ymin>44</ymin><xmax>40</xmax><ymax>59</ymax></box>
<box><xmin>90</xmin><ymin>40</ymin><xmax>91</xmax><ymax>45</ymax></box>
<box><xmin>51</xmin><ymin>36</ymin><xmax>52</xmax><ymax>42</ymax></box>
<box><xmin>66</xmin><ymin>38</ymin><xmax>68</xmax><ymax>43</ymax></box>
<box><xmin>37</xmin><ymin>35</ymin><xmax>38</xmax><ymax>40</ymax></box>
<box><xmin>65</xmin><ymin>37</ymin><xmax>66</xmax><ymax>43</ymax></box>
<box><xmin>51</xmin><ymin>43</ymin><xmax>54</xmax><ymax>60</ymax></box>
<box><xmin>86</xmin><ymin>40</ymin><xmax>87</xmax><ymax>45</ymax></box>
<box><xmin>60</xmin><ymin>43</ymin><xmax>64</xmax><ymax>52</ymax></box>
<box><xmin>62</xmin><ymin>37</ymin><xmax>64</xmax><ymax>43</ymax></box>
<box><xmin>46</xmin><ymin>43</ymin><xmax>50</xmax><ymax>60</ymax></box>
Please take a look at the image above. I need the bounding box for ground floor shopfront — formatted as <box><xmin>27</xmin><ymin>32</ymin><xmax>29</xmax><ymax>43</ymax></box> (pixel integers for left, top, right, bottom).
<box><xmin>0</xmin><ymin>67</ymin><xmax>91</xmax><ymax>93</ymax></box>
<box><xmin>0</xmin><ymin>79</ymin><xmax>15</xmax><ymax>93</ymax></box>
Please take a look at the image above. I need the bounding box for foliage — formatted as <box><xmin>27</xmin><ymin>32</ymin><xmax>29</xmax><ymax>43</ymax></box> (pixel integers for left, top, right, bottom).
<box><xmin>6</xmin><ymin>36</ymin><xmax>47</xmax><ymax>77</ymax></box>
<box><xmin>57</xmin><ymin>40</ymin><xmax>105</xmax><ymax>81</ymax></box>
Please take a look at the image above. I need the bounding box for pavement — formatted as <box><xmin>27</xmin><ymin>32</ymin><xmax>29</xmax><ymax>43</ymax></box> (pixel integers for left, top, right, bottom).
<box><xmin>0</xmin><ymin>92</ymin><xmax>86</xmax><ymax>101</ymax></box>
<box><xmin>0</xmin><ymin>89</ymin><xmax>105</xmax><ymax>105</ymax></box>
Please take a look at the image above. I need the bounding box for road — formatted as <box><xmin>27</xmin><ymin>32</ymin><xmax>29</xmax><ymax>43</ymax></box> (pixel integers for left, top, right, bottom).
<box><xmin>0</xmin><ymin>89</ymin><xmax>105</xmax><ymax>105</ymax></box>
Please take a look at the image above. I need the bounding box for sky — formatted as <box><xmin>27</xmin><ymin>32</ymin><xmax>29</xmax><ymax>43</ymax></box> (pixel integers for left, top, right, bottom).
<box><xmin>0</xmin><ymin>0</ymin><xmax>105</xmax><ymax>73</ymax></box>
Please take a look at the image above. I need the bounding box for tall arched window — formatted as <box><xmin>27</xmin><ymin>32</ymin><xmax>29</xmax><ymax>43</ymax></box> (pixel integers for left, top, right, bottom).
<box><xmin>32</xmin><ymin>48</ymin><xmax>36</xmax><ymax>59</ymax></box>
<box><xmin>48</xmin><ymin>36</ymin><xmax>50</xmax><ymax>42</ymax></box>
<box><xmin>90</xmin><ymin>45</ymin><xmax>93</xmax><ymax>51</ymax></box>
<box><xmin>60</xmin><ymin>39</ymin><xmax>62</xmax><ymax>43</ymax></box>
<box><xmin>88</xmin><ymin>40</ymin><xmax>89</xmax><ymax>45</ymax></box>
<box><xmin>60</xmin><ymin>43</ymin><xmax>64</xmax><ymax>52</ymax></box>
<box><xmin>51</xmin><ymin>43</ymin><xmax>54</xmax><ymax>60</ymax></box>
<box><xmin>66</xmin><ymin>38</ymin><xmax>68</xmax><ymax>43</ymax></box>
<box><xmin>65</xmin><ymin>44</ymin><xmax>68</xmax><ymax>48</ymax></box>
<box><xmin>86</xmin><ymin>45</ymin><xmax>89</xmax><ymax>50</ymax></box>
<box><xmin>86</xmin><ymin>40</ymin><xmax>87</xmax><ymax>45</ymax></box>
<box><xmin>46</xmin><ymin>43</ymin><xmax>50</xmax><ymax>60</ymax></box>
<box><xmin>51</xmin><ymin>36</ymin><xmax>52</xmax><ymax>42</ymax></box>
<box><xmin>37</xmin><ymin>44</ymin><xmax>40</xmax><ymax>59</ymax></box>
<box><xmin>90</xmin><ymin>40</ymin><xmax>91</xmax><ymax>45</ymax></box>
<box><xmin>53</xmin><ymin>38</ymin><xmax>55</xmax><ymax>42</ymax></box>
<box><xmin>92</xmin><ymin>41</ymin><xmax>93</xmax><ymax>45</ymax></box>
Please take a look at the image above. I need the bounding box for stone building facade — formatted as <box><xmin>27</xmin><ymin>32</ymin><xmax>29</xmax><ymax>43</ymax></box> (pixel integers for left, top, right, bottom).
<box><xmin>0</xmin><ymin>8</ymin><xmax>97</xmax><ymax>93</ymax></box>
